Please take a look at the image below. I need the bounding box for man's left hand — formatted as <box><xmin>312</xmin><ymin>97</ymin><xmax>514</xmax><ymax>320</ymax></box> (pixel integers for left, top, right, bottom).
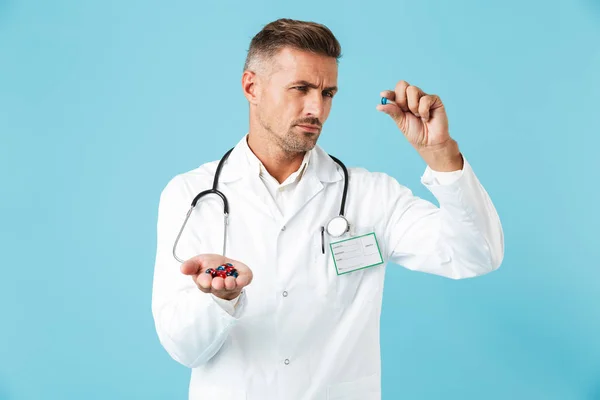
<box><xmin>377</xmin><ymin>80</ymin><xmax>463</xmax><ymax>171</ymax></box>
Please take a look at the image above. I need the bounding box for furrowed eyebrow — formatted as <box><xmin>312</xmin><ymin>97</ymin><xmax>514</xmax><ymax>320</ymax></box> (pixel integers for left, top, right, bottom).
<box><xmin>291</xmin><ymin>80</ymin><xmax>338</xmax><ymax>93</ymax></box>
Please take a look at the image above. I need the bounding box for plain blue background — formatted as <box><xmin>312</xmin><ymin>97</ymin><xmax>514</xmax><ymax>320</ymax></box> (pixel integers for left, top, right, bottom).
<box><xmin>1</xmin><ymin>0</ymin><xmax>599</xmax><ymax>399</ymax></box>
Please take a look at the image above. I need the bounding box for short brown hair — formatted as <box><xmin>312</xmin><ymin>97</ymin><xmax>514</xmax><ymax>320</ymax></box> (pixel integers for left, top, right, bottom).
<box><xmin>243</xmin><ymin>18</ymin><xmax>342</xmax><ymax>73</ymax></box>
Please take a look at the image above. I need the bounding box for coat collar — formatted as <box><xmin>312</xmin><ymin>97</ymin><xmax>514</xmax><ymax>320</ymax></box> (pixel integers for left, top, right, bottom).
<box><xmin>218</xmin><ymin>134</ymin><xmax>343</xmax><ymax>184</ymax></box>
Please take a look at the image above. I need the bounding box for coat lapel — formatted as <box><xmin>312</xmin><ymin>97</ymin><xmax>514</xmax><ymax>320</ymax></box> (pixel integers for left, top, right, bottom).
<box><xmin>282</xmin><ymin>145</ymin><xmax>343</xmax><ymax>224</ymax></box>
<box><xmin>218</xmin><ymin>135</ymin><xmax>344</xmax><ymax>224</ymax></box>
<box><xmin>218</xmin><ymin>136</ymin><xmax>281</xmax><ymax>220</ymax></box>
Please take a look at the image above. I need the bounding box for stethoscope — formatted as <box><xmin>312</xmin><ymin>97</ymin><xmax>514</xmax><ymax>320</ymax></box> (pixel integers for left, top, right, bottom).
<box><xmin>172</xmin><ymin>147</ymin><xmax>350</xmax><ymax>263</ymax></box>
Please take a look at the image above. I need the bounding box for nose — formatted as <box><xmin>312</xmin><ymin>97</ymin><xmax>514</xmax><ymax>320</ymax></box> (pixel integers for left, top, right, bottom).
<box><xmin>304</xmin><ymin>92</ymin><xmax>325</xmax><ymax>119</ymax></box>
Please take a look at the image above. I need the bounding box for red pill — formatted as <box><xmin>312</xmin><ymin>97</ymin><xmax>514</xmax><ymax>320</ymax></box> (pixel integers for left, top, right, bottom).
<box><xmin>216</xmin><ymin>271</ymin><xmax>228</xmax><ymax>279</ymax></box>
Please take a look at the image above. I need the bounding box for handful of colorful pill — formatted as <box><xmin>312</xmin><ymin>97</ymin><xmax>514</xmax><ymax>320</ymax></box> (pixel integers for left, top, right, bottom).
<box><xmin>205</xmin><ymin>263</ymin><xmax>239</xmax><ymax>279</ymax></box>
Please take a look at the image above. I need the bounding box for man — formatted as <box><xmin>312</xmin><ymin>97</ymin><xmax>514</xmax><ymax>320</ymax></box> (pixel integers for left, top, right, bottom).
<box><xmin>152</xmin><ymin>18</ymin><xmax>503</xmax><ymax>400</ymax></box>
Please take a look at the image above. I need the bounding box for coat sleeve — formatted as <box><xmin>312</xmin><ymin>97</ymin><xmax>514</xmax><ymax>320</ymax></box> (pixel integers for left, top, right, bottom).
<box><xmin>151</xmin><ymin>175</ymin><xmax>246</xmax><ymax>368</ymax></box>
<box><xmin>383</xmin><ymin>156</ymin><xmax>504</xmax><ymax>279</ymax></box>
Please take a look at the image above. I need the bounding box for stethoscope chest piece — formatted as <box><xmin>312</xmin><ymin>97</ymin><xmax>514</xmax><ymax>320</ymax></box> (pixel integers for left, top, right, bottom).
<box><xmin>326</xmin><ymin>215</ymin><xmax>349</xmax><ymax>237</ymax></box>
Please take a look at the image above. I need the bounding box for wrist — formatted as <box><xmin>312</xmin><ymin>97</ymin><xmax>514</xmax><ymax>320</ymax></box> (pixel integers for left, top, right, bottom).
<box><xmin>417</xmin><ymin>139</ymin><xmax>463</xmax><ymax>172</ymax></box>
<box><xmin>212</xmin><ymin>290</ymin><xmax>242</xmax><ymax>301</ymax></box>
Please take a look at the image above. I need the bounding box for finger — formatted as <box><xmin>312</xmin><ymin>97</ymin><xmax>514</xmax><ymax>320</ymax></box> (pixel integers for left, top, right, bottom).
<box><xmin>407</xmin><ymin>85</ymin><xmax>424</xmax><ymax>117</ymax></box>
<box><xmin>180</xmin><ymin>255</ymin><xmax>205</xmax><ymax>275</ymax></box>
<box><xmin>376</xmin><ymin>101</ymin><xmax>406</xmax><ymax>127</ymax></box>
<box><xmin>377</xmin><ymin>89</ymin><xmax>405</xmax><ymax>124</ymax></box>
<box><xmin>223</xmin><ymin>276</ymin><xmax>237</xmax><ymax>291</ymax></box>
<box><xmin>211</xmin><ymin>277</ymin><xmax>225</xmax><ymax>291</ymax></box>
<box><xmin>196</xmin><ymin>273</ymin><xmax>212</xmax><ymax>292</ymax></box>
<box><xmin>380</xmin><ymin>90</ymin><xmax>396</xmax><ymax>102</ymax></box>
<box><xmin>394</xmin><ymin>80</ymin><xmax>410</xmax><ymax>112</ymax></box>
<box><xmin>235</xmin><ymin>271</ymin><xmax>252</xmax><ymax>288</ymax></box>
<box><xmin>418</xmin><ymin>95</ymin><xmax>434</xmax><ymax>121</ymax></box>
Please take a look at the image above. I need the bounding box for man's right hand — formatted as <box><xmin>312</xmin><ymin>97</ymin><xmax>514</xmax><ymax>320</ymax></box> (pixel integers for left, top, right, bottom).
<box><xmin>180</xmin><ymin>254</ymin><xmax>253</xmax><ymax>300</ymax></box>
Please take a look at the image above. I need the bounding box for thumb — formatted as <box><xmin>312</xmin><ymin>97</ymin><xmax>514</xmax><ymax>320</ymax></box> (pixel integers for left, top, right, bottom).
<box><xmin>376</xmin><ymin>101</ymin><xmax>406</xmax><ymax>126</ymax></box>
<box><xmin>180</xmin><ymin>255</ymin><xmax>205</xmax><ymax>275</ymax></box>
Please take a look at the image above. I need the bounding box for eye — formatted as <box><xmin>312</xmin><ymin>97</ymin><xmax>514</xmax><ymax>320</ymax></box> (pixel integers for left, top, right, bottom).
<box><xmin>293</xmin><ymin>86</ymin><xmax>308</xmax><ymax>92</ymax></box>
<box><xmin>324</xmin><ymin>91</ymin><xmax>334</xmax><ymax>98</ymax></box>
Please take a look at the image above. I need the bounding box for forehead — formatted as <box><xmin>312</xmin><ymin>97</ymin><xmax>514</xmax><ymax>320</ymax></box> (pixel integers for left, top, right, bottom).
<box><xmin>269</xmin><ymin>47</ymin><xmax>338</xmax><ymax>84</ymax></box>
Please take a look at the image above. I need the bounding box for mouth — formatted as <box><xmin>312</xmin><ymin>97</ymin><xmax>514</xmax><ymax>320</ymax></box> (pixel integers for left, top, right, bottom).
<box><xmin>296</xmin><ymin>125</ymin><xmax>321</xmax><ymax>133</ymax></box>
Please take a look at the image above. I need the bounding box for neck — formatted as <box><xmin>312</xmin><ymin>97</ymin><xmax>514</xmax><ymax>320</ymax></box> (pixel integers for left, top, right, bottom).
<box><xmin>247</xmin><ymin>131</ymin><xmax>305</xmax><ymax>184</ymax></box>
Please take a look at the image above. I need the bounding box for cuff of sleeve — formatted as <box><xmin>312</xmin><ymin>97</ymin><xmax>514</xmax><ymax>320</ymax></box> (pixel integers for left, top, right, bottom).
<box><xmin>211</xmin><ymin>290</ymin><xmax>244</xmax><ymax>317</ymax></box>
<box><xmin>420</xmin><ymin>156</ymin><xmax>478</xmax><ymax>211</ymax></box>
<box><xmin>421</xmin><ymin>161</ymin><xmax>465</xmax><ymax>186</ymax></box>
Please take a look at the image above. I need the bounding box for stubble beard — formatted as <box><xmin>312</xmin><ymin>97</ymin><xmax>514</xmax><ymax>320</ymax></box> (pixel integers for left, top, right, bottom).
<box><xmin>259</xmin><ymin>115</ymin><xmax>318</xmax><ymax>156</ymax></box>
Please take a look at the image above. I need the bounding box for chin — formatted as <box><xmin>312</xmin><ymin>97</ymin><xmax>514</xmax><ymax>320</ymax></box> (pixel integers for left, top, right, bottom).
<box><xmin>288</xmin><ymin>138</ymin><xmax>317</xmax><ymax>153</ymax></box>
<box><xmin>279</xmin><ymin>128</ymin><xmax>317</xmax><ymax>152</ymax></box>
<box><xmin>300</xmin><ymin>133</ymin><xmax>319</xmax><ymax>150</ymax></box>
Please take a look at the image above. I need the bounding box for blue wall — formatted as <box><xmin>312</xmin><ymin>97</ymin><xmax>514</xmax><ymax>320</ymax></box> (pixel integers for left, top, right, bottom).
<box><xmin>1</xmin><ymin>0</ymin><xmax>599</xmax><ymax>398</ymax></box>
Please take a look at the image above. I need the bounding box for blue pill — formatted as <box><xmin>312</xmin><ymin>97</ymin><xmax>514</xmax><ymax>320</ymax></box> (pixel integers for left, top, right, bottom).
<box><xmin>381</xmin><ymin>97</ymin><xmax>395</xmax><ymax>105</ymax></box>
<box><xmin>216</xmin><ymin>266</ymin><xmax>226</xmax><ymax>271</ymax></box>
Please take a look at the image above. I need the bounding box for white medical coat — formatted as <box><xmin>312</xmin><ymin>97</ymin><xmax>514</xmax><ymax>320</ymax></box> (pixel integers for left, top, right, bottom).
<box><xmin>152</xmin><ymin>135</ymin><xmax>504</xmax><ymax>400</ymax></box>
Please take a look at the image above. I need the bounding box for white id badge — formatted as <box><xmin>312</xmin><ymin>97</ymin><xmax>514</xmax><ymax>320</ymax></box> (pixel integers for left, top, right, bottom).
<box><xmin>330</xmin><ymin>232</ymin><xmax>384</xmax><ymax>275</ymax></box>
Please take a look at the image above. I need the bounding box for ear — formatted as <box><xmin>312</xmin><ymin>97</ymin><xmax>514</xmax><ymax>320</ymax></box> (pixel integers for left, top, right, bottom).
<box><xmin>242</xmin><ymin>71</ymin><xmax>259</xmax><ymax>105</ymax></box>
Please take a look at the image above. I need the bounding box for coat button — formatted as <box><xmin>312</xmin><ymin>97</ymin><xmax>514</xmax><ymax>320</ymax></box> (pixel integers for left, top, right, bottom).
<box><xmin>284</xmin><ymin>359</ymin><xmax>290</xmax><ymax>365</ymax></box>
<box><xmin>281</xmin><ymin>226</ymin><xmax>286</xmax><ymax>231</ymax></box>
<box><xmin>282</xmin><ymin>291</ymin><xmax>288</xmax><ymax>297</ymax></box>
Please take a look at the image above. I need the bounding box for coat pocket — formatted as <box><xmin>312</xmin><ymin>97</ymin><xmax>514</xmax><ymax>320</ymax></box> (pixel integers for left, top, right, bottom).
<box><xmin>316</xmin><ymin>225</ymin><xmax>383</xmax><ymax>309</ymax></box>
